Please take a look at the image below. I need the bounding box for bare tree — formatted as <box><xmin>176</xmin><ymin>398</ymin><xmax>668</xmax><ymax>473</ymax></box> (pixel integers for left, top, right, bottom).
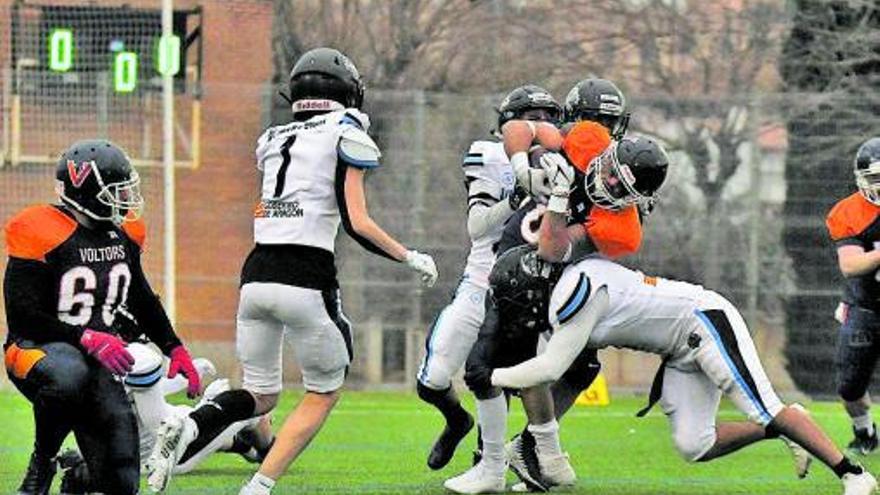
<box><xmin>523</xmin><ymin>0</ymin><xmax>790</xmax><ymax>287</ymax></box>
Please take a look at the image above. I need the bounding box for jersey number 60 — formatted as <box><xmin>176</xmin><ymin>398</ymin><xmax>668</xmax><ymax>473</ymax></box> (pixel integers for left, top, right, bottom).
<box><xmin>58</xmin><ymin>263</ymin><xmax>132</xmax><ymax>327</ymax></box>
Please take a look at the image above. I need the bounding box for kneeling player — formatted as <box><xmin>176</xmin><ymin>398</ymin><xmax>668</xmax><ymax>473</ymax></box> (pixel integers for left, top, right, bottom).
<box><xmin>4</xmin><ymin>140</ymin><xmax>200</xmax><ymax>495</ymax></box>
<box><xmin>57</xmin><ymin>342</ymin><xmax>274</xmax><ymax>493</ymax></box>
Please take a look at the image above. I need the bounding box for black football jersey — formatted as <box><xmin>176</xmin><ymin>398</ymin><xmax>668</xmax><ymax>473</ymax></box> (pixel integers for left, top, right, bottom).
<box><xmin>4</xmin><ymin>204</ymin><xmax>179</xmax><ymax>351</ymax></box>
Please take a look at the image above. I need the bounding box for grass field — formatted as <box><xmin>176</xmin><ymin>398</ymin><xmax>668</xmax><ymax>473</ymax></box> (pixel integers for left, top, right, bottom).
<box><xmin>0</xmin><ymin>389</ymin><xmax>875</xmax><ymax>494</ymax></box>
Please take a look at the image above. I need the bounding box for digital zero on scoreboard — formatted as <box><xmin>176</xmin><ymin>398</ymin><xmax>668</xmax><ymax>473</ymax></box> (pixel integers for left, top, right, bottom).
<box><xmin>13</xmin><ymin>4</ymin><xmax>203</xmax><ymax>95</ymax></box>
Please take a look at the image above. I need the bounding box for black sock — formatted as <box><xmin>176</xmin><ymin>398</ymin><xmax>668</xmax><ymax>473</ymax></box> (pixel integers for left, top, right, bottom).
<box><xmin>417</xmin><ymin>382</ymin><xmax>469</xmax><ymax>425</ymax></box>
<box><xmin>764</xmin><ymin>424</ymin><xmax>781</xmax><ymax>439</ymax></box>
<box><xmin>189</xmin><ymin>389</ymin><xmax>257</xmax><ymax>437</ymax></box>
<box><xmin>832</xmin><ymin>456</ymin><xmax>864</xmax><ymax>478</ymax></box>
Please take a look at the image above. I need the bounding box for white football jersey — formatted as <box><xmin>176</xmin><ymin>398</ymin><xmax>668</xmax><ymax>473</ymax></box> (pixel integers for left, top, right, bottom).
<box><xmin>461</xmin><ymin>140</ymin><xmax>516</xmax><ymax>288</ymax></box>
<box><xmin>552</xmin><ymin>257</ymin><xmax>708</xmax><ymax>357</ymax></box>
<box><xmin>253</xmin><ymin>109</ymin><xmax>379</xmax><ymax>251</ymax></box>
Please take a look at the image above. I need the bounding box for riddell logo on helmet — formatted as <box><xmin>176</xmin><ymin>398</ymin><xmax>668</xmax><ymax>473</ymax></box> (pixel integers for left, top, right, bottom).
<box><xmin>67</xmin><ymin>160</ymin><xmax>94</xmax><ymax>188</ymax></box>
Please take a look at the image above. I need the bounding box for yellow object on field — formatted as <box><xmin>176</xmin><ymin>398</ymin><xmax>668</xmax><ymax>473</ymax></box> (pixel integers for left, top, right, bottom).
<box><xmin>575</xmin><ymin>373</ymin><xmax>610</xmax><ymax>406</ymax></box>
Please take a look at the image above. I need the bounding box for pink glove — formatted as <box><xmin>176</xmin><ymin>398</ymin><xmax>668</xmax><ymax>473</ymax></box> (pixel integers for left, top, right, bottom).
<box><xmin>168</xmin><ymin>345</ymin><xmax>201</xmax><ymax>398</ymax></box>
<box><xmin>80</xmin><ymin>329</ymin><xmax>135</xmax><ymax>376</ymax></box>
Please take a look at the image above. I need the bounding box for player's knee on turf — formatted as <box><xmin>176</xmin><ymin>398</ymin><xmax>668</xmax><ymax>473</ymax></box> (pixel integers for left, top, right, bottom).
<box><xmin>673</xmin><ymin>427</ymin><xmax>716</xmax><ymax>463</ymax></box>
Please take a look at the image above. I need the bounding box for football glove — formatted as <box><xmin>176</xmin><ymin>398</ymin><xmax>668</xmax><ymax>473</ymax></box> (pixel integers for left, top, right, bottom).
<box><xmin>168</xmin><ymin>345</ymin><xmax>201</xmax><ymax>398</ymax></box>
<box><xmin>405</xmin><ymin>250</ymin><xmax>438</xmax><ymax>287</ymax></box>
<box><xmin>511</xmin><ymin>152</ymin><xmax>552</xmax><ymax>201</ymax></box>
<box><xmin>540</xmin><ymin>152</ymin><xmax>575</xmax><ymax>213</ymax></box>
<box><xmin>80</xmin><ymin>329</ymin><xmax>134</xmax><ymax>376</ymax></box>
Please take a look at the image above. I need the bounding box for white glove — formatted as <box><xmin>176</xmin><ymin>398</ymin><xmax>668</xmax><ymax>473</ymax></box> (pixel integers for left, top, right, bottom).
<box><xmin>539</xmin><ymin>152</ymin><xmax>575</xmax><ymax>213</ymax></box>
<box><xmin>405</xmin><ymin>250</ymin><xmax>438</xmax><ymax>287</ymax></box>
<box><xmin>510</xmin><ymin>152</ymin><xmax>552</xmax><ymax>201</ymax></box>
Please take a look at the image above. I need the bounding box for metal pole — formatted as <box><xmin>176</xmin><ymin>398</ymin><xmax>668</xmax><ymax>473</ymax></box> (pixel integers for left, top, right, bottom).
<box><xmin>162</xmin><ymin>0</ymin><xmax>176</xmax><ymax>325</ymax></box>
<box><xmin>747</xmin><ymin>102</ymin><xmax>761</xmax><ymax>326</ymax></box>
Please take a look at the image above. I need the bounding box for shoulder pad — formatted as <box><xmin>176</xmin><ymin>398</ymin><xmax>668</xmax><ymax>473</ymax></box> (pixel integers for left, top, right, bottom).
<box><xmin>125</xmin><ymin>342</ymin><xmax>164</xmax><ymax>388</ymax></box>
<box><xmin>549</xmin><ymin>267</ymin><xmax>593</xmax><ymax>326</ymax></box>
<box><xmin>827</xmin><ymin>193</ymin><xmax>879</xmax><ymax>241</ymax></box>
<box><xmin>338</xmin><ymin>126</ymin><xmax>381</xmax><ymax>169</ymax></box>
<box><xmin>339</xmin><ymin>109</ymin><xmax>371</xmax><ymax>132</ymax></box>
<box><xmin>122</xmin><ymin>219</ymin><xmax>147</xmax><ymax>249</ymax></box>
<box><xmin>465</xmin><ymin>141</ymin><xmax>509</xmax><ymax>167</ymax></box>
<box><xmin>5</xmin><ymin>205</ymin><xmax>77</xmax><ymax>261</ymax></box>
<box><xmin>563</xmin><ymin>121</ymin><xmax>612</xmax><ymax>173</ymax></box>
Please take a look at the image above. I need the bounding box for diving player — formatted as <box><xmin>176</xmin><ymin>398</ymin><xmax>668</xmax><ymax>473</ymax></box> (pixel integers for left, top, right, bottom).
<box><xmin>416</xmin><ymin>84</ymin><xmax>562</xmax><ymax>471</ymax></box>
<box><xmin>146</xmin><ymin>47</ymin><xmax>438</xmax><ymax>495</ymax></box>
<box><xmin>4</xmin><ymin>139</ymin><xmax>200</xmax><ymax>495</ymax></box>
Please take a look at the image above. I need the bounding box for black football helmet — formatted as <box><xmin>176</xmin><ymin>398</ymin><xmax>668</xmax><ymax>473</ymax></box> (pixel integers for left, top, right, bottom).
<box><xmin>55</xmin><ymin>139</ymin><xmax>143</xmax><ymax>225</ymax></box>
<box><xmin>287</xmin><ymin>47</ymin><xmax>364</xmax><ymax>113</ymax></box>
<box><xmin>496</xmin><ymin>84</ymin><xmax>562</xmax><ymax>130</ymax></box>
<box><xmin>489</xmin><ymin>245</ymin><xmax>564</xmax><ymax>333</ymax></box>
<box><xmin>564</xmin><ymin>78</ymin><xmax>629</xmax><ymax>139</ymax></box>
<box><xmin>855</xmin><ymin>137</ymin><xmax>880</xmax><ymax>205</ymax></box>
<box><xmin>585</xmin><ymin>136</ymin><xmax>669</xmax><ymax>211</ymax></box>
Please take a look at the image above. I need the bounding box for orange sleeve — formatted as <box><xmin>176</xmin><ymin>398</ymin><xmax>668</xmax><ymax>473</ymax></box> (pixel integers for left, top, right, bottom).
<box><xmin>584</xmin><ymin>205</ymin><xmax>642</xmax><ymax>259</ymax></box>
<box><xmin>122</xmin><ymin>219</ymin><xmax>147</xmax><ymax>250</ymax></box>
<box><xmin>562</xmin><ymin>121</ymin><xmax>612</xmax><ymax>173</ymax></box>
<box><xmin>5</xmin><ymin>205</ymin><xmax>77</xmax><ymax>262</ymax></box>
<box><xmin>826</xmin><ymin>193</ymin><xmax>880</xmax><ymax>242</ymax></box>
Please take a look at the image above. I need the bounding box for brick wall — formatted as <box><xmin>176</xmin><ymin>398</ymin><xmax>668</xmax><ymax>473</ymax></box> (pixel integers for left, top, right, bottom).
<box><xmin>0</xmin><ymin>0</ymin><xmax>274</xmax><ymax>349</ymax></box>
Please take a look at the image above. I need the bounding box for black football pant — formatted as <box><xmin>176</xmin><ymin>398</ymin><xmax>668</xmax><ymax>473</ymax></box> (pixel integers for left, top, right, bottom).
<box><xmin>465</xmin><ymin>296</ymin><xmax>601</xmax><ymax>416</ymax></box>
<box><xmin>6</xmin><ymin>340</ymin><xmax>139</xmax><ymax>495</ymax></box>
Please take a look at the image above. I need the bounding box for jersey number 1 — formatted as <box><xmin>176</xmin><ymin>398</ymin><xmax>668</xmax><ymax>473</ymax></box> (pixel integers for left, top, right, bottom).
<box><xmin>58</xmin><ymin>263</ymin><xmax>132</xmax><ymax>327</ymax></box>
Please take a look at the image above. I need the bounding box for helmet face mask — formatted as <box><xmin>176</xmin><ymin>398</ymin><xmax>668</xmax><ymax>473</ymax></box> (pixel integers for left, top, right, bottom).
<box><xmin>585</xmin><ymin>138</ymin><xmax>669</xmax><ymax>211</ymax></box>
<box><xmin>856</xmin><ymin>165</ymin><xmax>880</xmax><ymax>205</ymax></box>
<box><xmin>855</xmin><ymin>137</ymin><xmax>880</xmax><ymax>205</ymax></box>
<box><xmin>56</xmin><ymin>140</ymin><xmax>143</xmax><ymax>226</ymax></box>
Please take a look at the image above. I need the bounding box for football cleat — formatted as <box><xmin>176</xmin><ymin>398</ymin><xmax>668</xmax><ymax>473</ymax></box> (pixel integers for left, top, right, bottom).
<box><xmin>443</xmin><ymin>460</ymin><xmax>507</xmax><ymax>494</ymax></box>
<box><xmin>145</xmin><ymin>414</ymin><xmax>198</xmax><ymax>492</ymax></box>
<box><xmin>847</xmin><ymin>424</ymin><xmax>879</xmax><ymax>456</ymax></box>
<box><xmin>537</xmin><ymin>451</ymin><xmax>576</xmax><ymax>488</ymax></box>
<box><xmin>506</xmin><ymin>431</ymin><xmax>548</xmax><ymax>492</ymax></box>
<box><xmin>842</xmin><ymin>470</ymin><xmax>878</xmax><ymax>495</ymax></box>
<box><xmin>16</xmin><ymin>452</ymin><xmax>56</xmax><ymax>495</ymax></box>
<box><xmin>427</xmin><ymin>411</ymin><xmax>474</xmax><ymax>470</ymax></box>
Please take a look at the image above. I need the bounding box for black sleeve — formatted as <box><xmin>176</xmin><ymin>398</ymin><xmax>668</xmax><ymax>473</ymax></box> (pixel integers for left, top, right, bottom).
<box><xmin>4</xmin><ymin>257</ymin><xmax>84</xmax><ymax>346</ymax></box>
<box><xmin>127</xmin><ymin>253</ymin><xmax>181</xmax><ymax>355</ymax></box>
<box><xmin>334</xmin><ymin>159</ymin><xmax>398</xmax><ymax>261</ymax></box>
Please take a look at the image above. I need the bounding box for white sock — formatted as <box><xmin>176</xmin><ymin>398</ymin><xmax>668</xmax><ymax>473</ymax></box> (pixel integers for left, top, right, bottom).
<box><xmin>476</xmin><ymin>395</ymin><xmax>508</xmax><ymax>475</ymax></box>
<box><xmin>853</xmin><ymin>413</ymin><xmax>875</xmax><ymax>435</ymax></box>
<box><xmin>528</xmin><ymin>419</ymin><xmax>563</xmax><ymax>458</ymax></box>
<box><xmin>243</xmin><ymin>472</ymin><xmax>275</xmax><ymax>495</ymax></box>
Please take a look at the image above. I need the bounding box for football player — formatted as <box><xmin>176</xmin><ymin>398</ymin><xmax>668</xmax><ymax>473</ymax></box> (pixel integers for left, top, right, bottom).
<box><xmin>827</xmin><ymin>137</ymin><xmax>880</xmax><ymax>455</ymax></box>
<box><xmin>472</xmin><ymin>140</ymin><xmax>879</xmax><ymax>495</ymax></box>
<box><xmin>56</xmin><ymin>342</ymin><xmax>273</xmax><ymax>493</ymax></box>
<box><xmin>444</xmin><ymin>79</ymin><xmax>640</xmax><ymax>494</ymax></box>
<box><xmin>146</xmin><ymin>47</ymin><xmax>439</xmax><ymax>495</ymax></box>
<box><xmin>416</xmin><ymin>84</ymin><xmax>561</xmax><ymax>471</ymax></box>
<box><xmin>3</xmin><ymin>139</ymin><xmax>200</xmax><ymax>495</ymax></box>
